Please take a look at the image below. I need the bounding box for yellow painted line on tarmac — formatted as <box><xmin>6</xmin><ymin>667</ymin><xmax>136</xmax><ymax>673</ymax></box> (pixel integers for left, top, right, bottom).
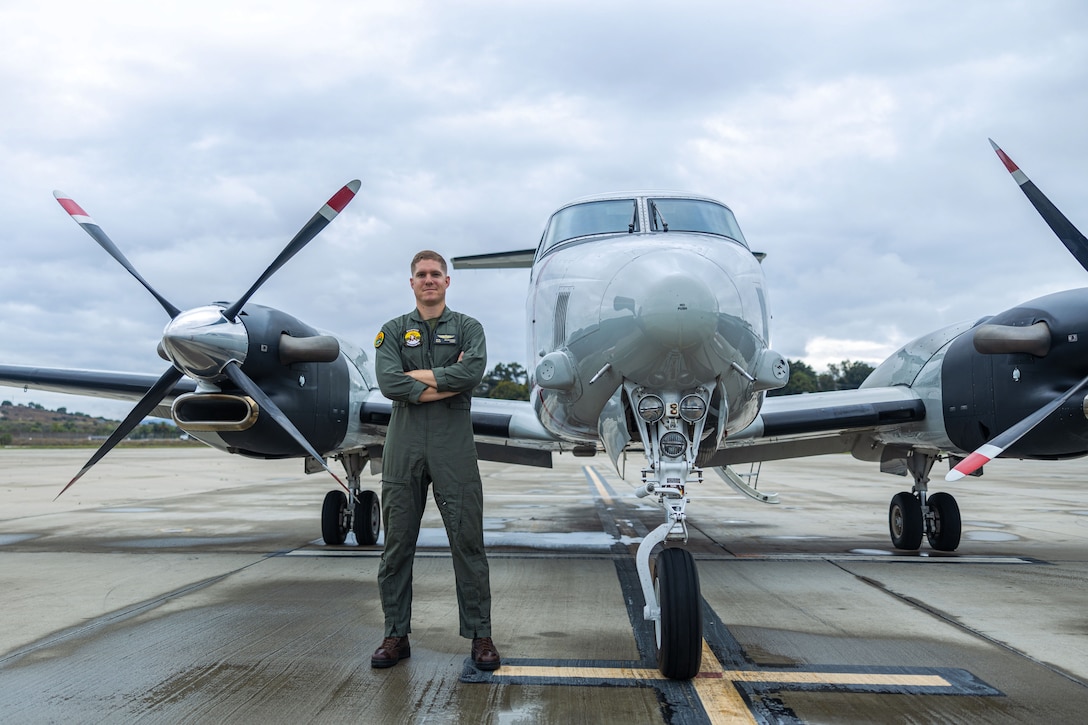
<box><xmin>693</xmin><ymin>642</ymin><xmax>759</xmax><ymax>724</ymax></box>
<box><xmin>489</xmin><ymin>640</ymin><xmax>960</xmax><ymax>725</ymax></box>
<box><xmin>725</xmin><ymin>670</ymin><xmax>950</xmax><ymax>687</ymax></box>
<box><xmin>583</xmin><ymin>465</ymin><xmax>614</xmax><ymax>506</ymax></box>
<box><xmin>497</xmin><ymin>664</ymin><xmax>666</xmax><ymax>680</ymax></box>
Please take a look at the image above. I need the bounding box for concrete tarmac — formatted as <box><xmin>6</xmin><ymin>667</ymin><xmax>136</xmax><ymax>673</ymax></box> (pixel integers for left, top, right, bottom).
<box><xmin>1</xmin><ymin>446</ymin><xmax>1086</xmax><ymax>723</ymax></box>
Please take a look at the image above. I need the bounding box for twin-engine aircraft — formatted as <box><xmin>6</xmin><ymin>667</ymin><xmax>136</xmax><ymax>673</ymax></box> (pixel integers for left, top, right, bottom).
<box><xmin>1</xmin><ymin>140</ymin><xmax>1086</xmax><ymax>680</ymax></box>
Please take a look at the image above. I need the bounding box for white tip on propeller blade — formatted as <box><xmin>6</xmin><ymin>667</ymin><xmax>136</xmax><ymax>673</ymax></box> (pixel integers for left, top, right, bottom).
<box><xmin>53</xmin><ymin>190</ymin><xmax>95</xmax><ymax>224</ymax></box>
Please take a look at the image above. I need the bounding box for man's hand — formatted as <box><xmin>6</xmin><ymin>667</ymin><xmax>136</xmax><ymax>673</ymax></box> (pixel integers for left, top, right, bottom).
<box><xmin>417</xmin><ymin>388</ymin><xmax>459</xmax><ymax>403</ymax></box>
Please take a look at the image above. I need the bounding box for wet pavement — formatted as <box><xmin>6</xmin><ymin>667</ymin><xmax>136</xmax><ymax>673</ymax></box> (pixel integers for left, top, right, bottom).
<box><xmin>1</xmin><ymin>447</ymin><xmax>1086</xmax><ymax>723</ymax></box>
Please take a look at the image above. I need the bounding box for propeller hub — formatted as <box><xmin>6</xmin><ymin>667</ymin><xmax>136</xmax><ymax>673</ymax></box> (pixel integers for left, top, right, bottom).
<box><xmin>161</xmin><ymin>305</ymin><xmax>248</xmax><ymax>379</ymax></box>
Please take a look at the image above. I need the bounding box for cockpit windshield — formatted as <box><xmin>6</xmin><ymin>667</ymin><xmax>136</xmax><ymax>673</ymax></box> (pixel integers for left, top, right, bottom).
<box><xmin>541</xmin><ymin>199</ymin><xmax>638</xmax><ymax>252</ymax></box>
<box><xmin>649</xmin><ymin>198</ymin><xmax>746</xmax><ymax>243</ymax></box>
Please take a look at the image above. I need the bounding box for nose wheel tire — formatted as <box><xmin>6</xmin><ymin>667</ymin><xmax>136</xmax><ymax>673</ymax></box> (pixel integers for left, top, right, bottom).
<box><xmin>653</xmin><ymin>547</ymin><xmax>703</xmax><ymax>680</ymax></box>
<box><xmin>889</xmin><ymin>491</ymin><xmax>923</xmax><ymax>550</ymax></box>
<box><xmin>353</xmin><ymin>489</ymin><xmax>381</xmax><ymax>545</ymax></box>
<box><xmin>321</xmin><ymin>490</ymin><xmax>349</xmax><ymax>545</ymax></box>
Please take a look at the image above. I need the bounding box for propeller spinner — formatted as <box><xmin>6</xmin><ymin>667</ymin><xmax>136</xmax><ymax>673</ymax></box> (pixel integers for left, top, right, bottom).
<box><xmin>52</xmin><ymin>181</ymin><xmax>361</xmax><ymax>497</ymax></box>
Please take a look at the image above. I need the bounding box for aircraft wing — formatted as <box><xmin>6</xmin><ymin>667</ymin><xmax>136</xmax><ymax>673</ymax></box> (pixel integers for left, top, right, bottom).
<box><xmin>358</xmin><ymin>393</ymin><xmax>562</xmax><ymax>469</ymax></box>
<box><xmin>0</xmin><ymin>364</ymin><xmax>197</xmax><ymax>420</ymax></box>
<box><xmin>452</xmin><ymin>249</ymin><xmax>536</xmax><ymax>269</ymax></box>
<box><xmin>707</xmin><ymin>386</ymin><xmax>926</xmax><ymax>466</ymax></box>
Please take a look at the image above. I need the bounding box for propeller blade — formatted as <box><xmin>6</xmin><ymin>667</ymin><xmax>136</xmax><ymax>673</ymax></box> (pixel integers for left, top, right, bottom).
<box><xmin>946</xmin><ymin>372</ymin><xmax>1088</xmax><ymax>481</ymax></box>
<box><xmin>53</xmin><ymin>192</ymin><xmax>182</xmax><ymax>319</ymax></box>
<box><xmin>221</xmin><ymin>361</ymin><xmax>345</xmax><ymax>487</ymax></box>
<box><xmin>55</xmin><ymin>366</ymin><xmax>184</xmax><ymax>499</ymax></box>
<box><xmin>989</xmin><ymin>140</ymin><xmax>1088</xmax><ymax>273</ymax></box>
<box><xmin>222</xmin><ymin>180</ymin><xmax>361</xmax><ymax>321</ymax></box>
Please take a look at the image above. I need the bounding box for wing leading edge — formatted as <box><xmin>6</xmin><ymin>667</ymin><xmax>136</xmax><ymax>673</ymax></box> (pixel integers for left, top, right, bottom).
<box><xmin>0</xmin><ymin>364</ymin><xmax>197</xmax><ymax>420</ymax></box>
<box><xmin>707</xmin><ymin>386</ymin><xmax>926</xmax><ymax>466</ymax></box>
<box><xmin>359</xmin><ymin>394</ymin><xmax>561</xmax><ymax>468</ymax></box>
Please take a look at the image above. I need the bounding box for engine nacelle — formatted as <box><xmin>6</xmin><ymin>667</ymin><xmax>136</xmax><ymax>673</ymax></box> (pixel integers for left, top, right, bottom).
<box><xmin>868</xmin><ymin>288</ymin><xmax>1088</xmax><ymax>463</ymax></box>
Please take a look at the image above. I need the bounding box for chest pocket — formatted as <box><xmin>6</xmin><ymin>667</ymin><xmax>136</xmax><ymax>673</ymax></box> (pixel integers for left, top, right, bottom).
<box><xmin>431</xmin><ymin>320</ymin><xmax>463</xmax><ymax>367</ymax></box>
<box><xmin>398</xmin><ymin>324</ymin><xmax>427</xmax><ymax>370</ymax></box>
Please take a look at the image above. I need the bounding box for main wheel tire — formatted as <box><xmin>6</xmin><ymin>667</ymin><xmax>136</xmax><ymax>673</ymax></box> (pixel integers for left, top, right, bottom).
<box><xmin>889</xmin><ymin>491</ymin><xmax>924</xmax><ymax>550</ymax></box>
<box><xmin>653</xmin><ymin>547</ymin><xmax>702</xmax><ymax>680</ymax></box>
<box><xmin>927</xmin><ymin>491</ymin><xmax>962</xmax><ymax>551</ymax></box>
<box><xmin>353</xmin><ymin>489</ymin><xmax>381</xmax><ymax>546</ymax></box>
<box><xmin>321</xmin><ymin>490</ymin><xmax>349</xmax><ymax>546</ymax></box>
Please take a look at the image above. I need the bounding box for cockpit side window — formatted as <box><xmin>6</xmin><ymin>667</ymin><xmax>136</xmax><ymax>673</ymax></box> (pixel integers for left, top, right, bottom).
<box><xmin>540</xmin><ymin>199</ymin><xmax>638</xmax><ymax>252</ymax></box>
<box><xmin>648</xmin><ymin>198</ymin><xmax>747</xmax><ymax>244</ymax></box>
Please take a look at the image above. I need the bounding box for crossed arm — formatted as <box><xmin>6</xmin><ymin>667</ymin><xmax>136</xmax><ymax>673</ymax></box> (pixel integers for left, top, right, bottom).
<box><xmin>405</xmin><ymin>353</ymin><xmax>462</xmax><ymax>402</ymax></box>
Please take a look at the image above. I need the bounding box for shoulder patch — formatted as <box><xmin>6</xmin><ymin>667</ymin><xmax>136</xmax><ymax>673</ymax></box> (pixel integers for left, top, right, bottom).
<box><xmin>374</xmin><ymin>331</ymin><xmax>385</xmax><ymax>348</ymax></box>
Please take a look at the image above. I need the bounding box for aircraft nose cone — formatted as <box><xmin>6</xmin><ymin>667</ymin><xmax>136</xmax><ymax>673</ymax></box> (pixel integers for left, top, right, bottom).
<box><xmin>161</xmin><ymin>305</ymin><xmax>249</xmax><ymax>379</ymax></box>
<box><xmin>639</xmin><ymin>272</ymin><xmax>719</xmax><ymax>349</ymax></box>
<box><xmin>605</xmin><ymin>252</ymin><xmax>731</xmax><ymax>350</ymax></box>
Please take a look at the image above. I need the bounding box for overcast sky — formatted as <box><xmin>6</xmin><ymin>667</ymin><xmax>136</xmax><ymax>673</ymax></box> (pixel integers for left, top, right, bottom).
<box><xmin>2</xmin><ymin>1</ymin><xmax>1087</xmax><ymax>419</ymax></box>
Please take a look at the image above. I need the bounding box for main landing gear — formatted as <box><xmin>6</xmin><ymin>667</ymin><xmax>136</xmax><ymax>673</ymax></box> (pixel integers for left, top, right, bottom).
<box><xmin>888</xmin><ymin>450</ymin><xmax>961</xmax><ymax>552</ymax></box>
<box><xmin>320</xmin><ymin>450</ymin><xmax>381</xmax><ymax>546</ymax></box>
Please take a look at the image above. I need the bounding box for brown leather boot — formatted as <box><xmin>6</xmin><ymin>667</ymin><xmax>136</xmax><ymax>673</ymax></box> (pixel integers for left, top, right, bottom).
<box><xmin>471</xmin><ymin>637</ymin><xmax>501</xmax><ymax>671</ymax></box>
<box><xmin>371</xmin><ymin>636</ymin><xmax>411</xmax><ymax>668</ymax></box>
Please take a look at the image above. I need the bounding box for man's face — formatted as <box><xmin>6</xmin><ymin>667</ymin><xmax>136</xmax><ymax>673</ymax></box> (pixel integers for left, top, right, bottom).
<box><xmin>411</xmin><ymin>259</ymin><xmax>450</xmax><ymax>307</ymax></box>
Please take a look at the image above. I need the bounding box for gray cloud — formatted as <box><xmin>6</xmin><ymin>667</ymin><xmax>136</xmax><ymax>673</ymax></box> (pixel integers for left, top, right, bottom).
<box><xmin>1</xmin><ymin>0</ymin><xmax>1087</xmax><ymax>418</ymax></box>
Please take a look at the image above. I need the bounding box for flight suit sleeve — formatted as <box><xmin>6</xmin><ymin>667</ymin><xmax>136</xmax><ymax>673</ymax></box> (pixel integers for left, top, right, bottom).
<box><xmin>374</xmin><ymin>321</ymin><xmax>428</xmax><ymax>404</ymax></box>
<box><xmin>432</xmin><ymin>315</ymin><xmax>487</xmax><ymax>393</ymax></box>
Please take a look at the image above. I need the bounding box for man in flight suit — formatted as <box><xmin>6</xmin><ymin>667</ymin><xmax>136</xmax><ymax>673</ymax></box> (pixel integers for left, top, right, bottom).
<box><xmin>370</xmin><ymin>249</ymin><xmax>500</xmax><ymax>671</ymax></box>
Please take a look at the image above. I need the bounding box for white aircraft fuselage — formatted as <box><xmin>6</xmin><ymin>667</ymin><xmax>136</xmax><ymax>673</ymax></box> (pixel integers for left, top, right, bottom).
<box><xmin>526</xmin><ymin>192</ymin><xmax>787</xmax><ymax>471</ymax></box>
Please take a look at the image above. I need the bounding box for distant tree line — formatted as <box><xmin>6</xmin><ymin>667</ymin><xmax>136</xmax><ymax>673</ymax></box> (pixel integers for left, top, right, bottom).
<box><xmin>767</xmin><ymin>359</ymin><xmax>876</xmax><ymax>396</ymax></box>
<box><xmin>473</xmin><ymin>362</ymin><xmax>529</xmax><ymax>400</ymax></box>
<box><xmin>0</xmin><ymin>400</ymin><xmax>185</xmax><ymax>447</ymax></box>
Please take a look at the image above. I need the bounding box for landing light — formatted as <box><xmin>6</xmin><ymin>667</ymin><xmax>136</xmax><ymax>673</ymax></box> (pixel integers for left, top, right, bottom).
<box><xmin>659</xmin><ymin>431</ymin><xmax>687</xmax><ymax>459</ymax></box>
<box><xmin>679</xmin><ymin>394</ymin><xmax>707</xmax><ymax>422</ymax></box>
<box><xmin>637</xmin><ymin>395</ymin><xmax>665</xmax><ymax>422</ymax></box>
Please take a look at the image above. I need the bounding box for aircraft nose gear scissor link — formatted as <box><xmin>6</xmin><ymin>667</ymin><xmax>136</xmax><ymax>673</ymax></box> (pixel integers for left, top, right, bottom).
<box><xmin>626</xmin><ymin>382</ymin><xmax>711</xmax><ymax>679</ymax></box>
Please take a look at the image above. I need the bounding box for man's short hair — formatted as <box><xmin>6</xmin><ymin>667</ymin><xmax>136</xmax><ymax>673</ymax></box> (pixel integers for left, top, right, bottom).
<box><xmin>411</xmin><ymin>250</ymin><xmax>448</xmax><ymax>275</ymax></box>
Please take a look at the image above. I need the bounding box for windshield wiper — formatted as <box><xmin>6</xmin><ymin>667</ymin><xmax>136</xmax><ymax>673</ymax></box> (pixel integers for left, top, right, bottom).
<box><xmin>650</xmin><ymin>201</ymin><xmax>669</xmax><ymax>232</ymax></box>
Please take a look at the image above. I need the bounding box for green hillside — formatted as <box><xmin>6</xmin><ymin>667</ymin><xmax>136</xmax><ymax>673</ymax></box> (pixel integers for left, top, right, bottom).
<box><xmin>0</xmin><ymin>401</ymin><xmax>195</xmax><ymax>447</ymax></box>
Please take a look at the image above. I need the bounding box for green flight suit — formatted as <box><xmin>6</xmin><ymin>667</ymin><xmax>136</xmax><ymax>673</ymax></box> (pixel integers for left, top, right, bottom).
<box><xmin>373</xmin><ymin>306</ymin><xmax>491</xmax><ymax>639</ymax></box>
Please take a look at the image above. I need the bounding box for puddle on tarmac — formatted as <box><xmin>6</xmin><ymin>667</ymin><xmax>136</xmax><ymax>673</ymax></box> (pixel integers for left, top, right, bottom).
<box><xmin>109</xmin><ymin>536</ymin><xmax>264</xmax><ymax>548</ymax></box>
<box><xmin>97</xmin><ymin>507</ymin><xmax>162</xmax><ymax>514</ymax></box>
<box><xmin>0</xmin><ymin>533</ymin><xmax>39</xmax><ymax>545</ymax></box>
<box><xmin>964</xmin><ymin>530</ymin><xmax>1020</xmax><ymax>542</ymax></box>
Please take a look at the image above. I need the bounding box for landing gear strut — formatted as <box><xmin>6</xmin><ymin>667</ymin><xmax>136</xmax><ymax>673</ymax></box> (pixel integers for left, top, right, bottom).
<box><xmin>320</xmin><ymin>450</ymin><xmax>380</xmax><ymax>546</ymax></box>
<box><xmin>887</xmin><ymin>450</ymin><xmax>961</xmax><ymax>552</ymax></box>
<box><xmin>628</xmin><ymin>382</ymin><xmax>714</xmax><ymax>680</ymax></box>
<box><xmin>635</xmin><ymin>479</ymin><xmax>703</xmax><ymax>680</ymax></box>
